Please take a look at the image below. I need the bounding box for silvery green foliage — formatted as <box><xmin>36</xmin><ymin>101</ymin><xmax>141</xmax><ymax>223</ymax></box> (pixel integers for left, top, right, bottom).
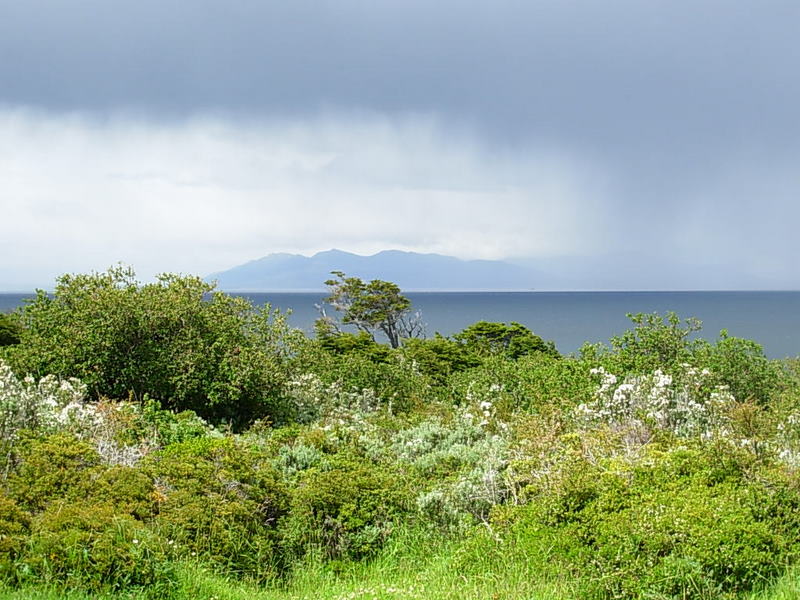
<box><xmin>274</xmin><ymin>442</ymin><xmax>325</xmax><ymax>478</ymax></box>
<box><xmin>416</xmin><ymin>436</ymin><xmax>509</xmax><ymax>531</ymax></box>
<box><xmin>398</xmin><ymin>401</ymin><xmax>511</xmax><ymax>531</ymax></box>
<box><xmin>0</xmin><ymin>359</ymin><xmax>91</xmax><ymax>444</ymax></box>
<box><xmin>286</xmin><ymin>373</ymin><xmax>381</xmax><ymax>425</ymax></box>
<box><xmin>577</xmin><ymin>365</ymin><xmax>735</xmax><ymax>439</ymax></box>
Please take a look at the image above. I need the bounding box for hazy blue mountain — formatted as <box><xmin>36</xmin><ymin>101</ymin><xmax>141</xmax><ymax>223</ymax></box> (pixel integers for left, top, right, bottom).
<box><xmin>207</xmin><ymin>249</ymin><xmax>539</xmax><ymax>291</ymax></box>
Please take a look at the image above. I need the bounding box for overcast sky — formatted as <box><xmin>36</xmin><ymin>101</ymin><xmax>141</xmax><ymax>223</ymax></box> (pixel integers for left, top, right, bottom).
<box><xmin>1</xmin><ymin>0</ymin><xmax>798</xmax><ymax>289</ymax></box>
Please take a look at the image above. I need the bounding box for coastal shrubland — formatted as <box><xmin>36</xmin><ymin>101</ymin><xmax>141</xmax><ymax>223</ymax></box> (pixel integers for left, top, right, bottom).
<box><xmin>0</xmin><ymin>267</ymin><xmax>799</xmax><ymax>599</ymax></box>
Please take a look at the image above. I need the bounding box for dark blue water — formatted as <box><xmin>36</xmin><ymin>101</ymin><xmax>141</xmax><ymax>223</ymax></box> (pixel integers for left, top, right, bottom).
<box><xmin>2</xmin><ymin>291</ymin><xmax>798</xmax><ymax>358</ymax></box>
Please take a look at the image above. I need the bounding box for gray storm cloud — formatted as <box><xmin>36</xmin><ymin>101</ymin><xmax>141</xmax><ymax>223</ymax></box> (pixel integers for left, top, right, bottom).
<box><xmin>0</xmin><ymin>109</ymin><xmax>611</xmax><ymax>288</ymax></box>
<box><xmin>0</xmin><ymin>1</ymin><xmax>798</xmax><ymax>289</ymax></box>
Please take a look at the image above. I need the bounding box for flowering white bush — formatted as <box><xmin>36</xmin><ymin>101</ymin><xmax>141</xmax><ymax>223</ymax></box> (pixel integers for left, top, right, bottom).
<box><xmin>274</xmin><ymin>442</ymin><xmax>325</xmax><ymax>478</ymax></box>
<box><xmin>577</xmin><ymin>365</ymin><xmax>735</xmax><ymax>439</ymax></box>
<box><xmin>286</xmin><ymin>373</ymin><xmax>381</xmax><ymax>425</ymax></box>
<box><xmin>0</xmin><ymin>359</ymin><xmax>92</xmax><ymax>444</ymax></box>
<box><xmin>0</xmin><ymin>360</ymin><xmax>154</xmax><ymax>466</ymax></box>
<box><xmin>462</xmin><ymin>381</ymin><xmax>510</xmax><ymax>434</ymax></box>
<box><xmin>776</xmin><ymin>411</ymin><xmax>800</xmax><ymax>468</ymax></box>
<box><xmin>389</xmin><ymin>396</ymin><xmax>511</xmax><ymax>530</ymax></box>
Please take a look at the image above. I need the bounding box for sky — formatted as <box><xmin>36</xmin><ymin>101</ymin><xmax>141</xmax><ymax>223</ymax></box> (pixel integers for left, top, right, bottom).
<box><xmin>1</xmin><ymin>0</ymin><xmax>798</xmax><ymax>290</ymax></box>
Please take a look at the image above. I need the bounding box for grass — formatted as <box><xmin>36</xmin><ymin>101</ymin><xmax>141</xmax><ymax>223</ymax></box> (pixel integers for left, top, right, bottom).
<box><xmin>3</xmin><ymin>528</ymin><xmax>799</xmax><ymax>600</ymax></box>
<box><xmin>0</xmin><ymin>527</ymin><xmax>572</xmax><ymax>600</ymax></box>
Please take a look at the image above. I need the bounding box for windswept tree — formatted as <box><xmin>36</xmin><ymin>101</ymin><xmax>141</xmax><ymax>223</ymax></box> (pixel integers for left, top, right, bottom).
<box><xmin>317</xmin><ymin>271</ymin><xmax>424</xmax><ymax>348</ymax></box>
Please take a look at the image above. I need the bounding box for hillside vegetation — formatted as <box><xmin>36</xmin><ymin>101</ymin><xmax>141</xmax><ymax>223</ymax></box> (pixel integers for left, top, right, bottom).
<box><xmin>0</xmin><ymin>268</ymin><xmax>799</xmax><ymax>600</ymax></box>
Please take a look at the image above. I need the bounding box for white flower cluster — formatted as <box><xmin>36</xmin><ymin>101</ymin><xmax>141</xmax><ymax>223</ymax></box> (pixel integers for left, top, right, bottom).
<box><xmin>0</xmin><ymin>360</ymin><xmax>152</xmax><ymax>466</ymax></box>
<box><xmin>776</xmin><ymin>411</ymin><xmax>800</xmax><ymax>468</ymax></box>
<box><xmin>286</xmin><ymin>373</ymin><xmax>381</xmax><ymax>426</ymax></box>
<box><xmin>577</xmin><ymin>365</ymin><xmax>734</xmax><ymax>439</ymax></box>
<box><xmin>463</xmin><ymin>382</ymin><xmax>509</xmax><ymax>433</ymax></box>
<box><xmin>0</xmin><ymin>359</ymin><xmax>93</xmax><ymax>443</ymax></box>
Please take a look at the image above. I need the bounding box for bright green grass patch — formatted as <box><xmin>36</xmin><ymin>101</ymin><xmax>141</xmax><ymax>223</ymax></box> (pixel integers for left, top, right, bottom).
<box><xmin>2</xmin><ymin>563</ymin><xmax>799</xmax><ymax>600</ymax></box>
<box><xmin>0</xmin><ymin>527</ymin><xmax>572</xmax><ymax>600</ymax></box>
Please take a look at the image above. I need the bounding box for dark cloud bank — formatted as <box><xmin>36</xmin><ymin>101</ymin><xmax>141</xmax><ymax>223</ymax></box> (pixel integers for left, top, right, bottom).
<box><xmin>1</xmin><ymin>0</ymin><xmax>798</xmax><ymax>289</ymax></box>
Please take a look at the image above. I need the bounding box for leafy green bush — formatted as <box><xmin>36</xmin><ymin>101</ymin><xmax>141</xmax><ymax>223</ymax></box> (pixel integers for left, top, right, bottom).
<box><xmin>280</xmin><ymin>455</ymin><xmax>411</xmax><ymax>562</ymax></box>
<box><xmin>0</xmin><ymin>493</ymin><xmax>28</xmax><ymax>583</ymax></box>
<box><xmin>583</xmin><ymin>311</ymin><xmax>703</xmax><ymax>375</ymax></box>
<box><xmin>293</xmin><ymin>345</ymin><xmax>430</xmax><ymax>415</ymax></box>
<box><xmin>6</xmin><ymin>433</ymin><xmax>102</xmax><ymax>512</ymax></box>
<box><xmin>448</xmin><ymin>353</ymin><xmax>594</xmax><ymax>414</ymax></box>
<box><xmin>313</xmin><ymin>324</ymin><xmax>393</xmax><ymax>363</ymax></box>
<box><xmin>6</xmin><ymin>266</ymin><xmax>300</xmax><ymax>427</ymax></box>
<box><xmin>694</xmin><ymin>332</ymin><xmax>785</xmax><ymax>404</ymax></box>
<box><xmin>508</xmin><ymin>445</ymin><xmax>800</xmax><ymax>599</ymax></box>
<box><xmin>453</xmin><ymin>321</ymin><xmax>559</xmax><ymax>360</ymax></box>
<box><xmin>18</xmin><ymin>502</ymin><xmax>176</xmax><ymax>595</ymax></box>
<box><xmin>0</xmin><ymin>314</ymin><xmax>20</xmax><ymax>347</ymax></box>
<box><xmin>145</xmin><ymin>437</ymin><xmax>287</xmax><ymax>580</ymax></box>
<box><xmin>400</xmin><ymin>335</ymin><xmax>480</xmax><ymax>385</ymax></box>
<box><xmin>139</xmin><ymin>398</ymin><xmax>217</xmax><ymax>447</ymax></box>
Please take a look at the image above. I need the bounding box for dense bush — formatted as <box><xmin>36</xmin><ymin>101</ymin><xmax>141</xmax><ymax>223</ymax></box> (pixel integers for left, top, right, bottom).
<box><xmin>292</xmin><ymin>343</ymin><xmax>430</xmax><ymax>415</ymax></box>
<box><xmin>0</xmin><ymin>314</ymin><xmax>20</xmax><ymax>347</ymax></box>
<box><xmin>3</xmin><ymin>266</ymin><xmax>301</xmax><ymax>427</ymax></box>
<box><xmin>507</xmin><ymin>444</ymin><xmax>800</xmax><ymax>599</ymax></box>
<box><xmin>694</xmin><ymin>332</ymin><xmax>785</xmax><ymax>403</ymax></box>
<box><xmin>145</xmin><ymin>437</ymin><xmax>287</xmax><ymax>580</ymax></box>
<box><xmin>19</xmin><ymin>502</ymin><xmax>175</xmax><ymax>595</ymax></box>
<box><xmin>453</xmin><ymin>320</ymin><xmax>559</xmax><ymax>360</ymax></box>
<box><xmin>280</xmin><ymin>454</ymin><xmax>411</xmax><ymax>562</ymax></box>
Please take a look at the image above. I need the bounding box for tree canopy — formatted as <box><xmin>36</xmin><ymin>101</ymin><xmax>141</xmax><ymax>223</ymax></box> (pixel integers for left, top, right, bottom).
<box><xmin>453</xmin><ymin>320</ymin><xmax>559</xmax><ymax>359</ymax></box>
<box><xmin>317</xmin><ymin>271</ymin><xmax>423</xmax><ymax>348</ymax></box>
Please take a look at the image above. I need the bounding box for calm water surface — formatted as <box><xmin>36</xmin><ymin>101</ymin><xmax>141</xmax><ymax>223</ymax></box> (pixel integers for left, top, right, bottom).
<box><xmin>2</xmin><ymin>291</ymin><xmax>798</xmax><ymax>358</ymax></box>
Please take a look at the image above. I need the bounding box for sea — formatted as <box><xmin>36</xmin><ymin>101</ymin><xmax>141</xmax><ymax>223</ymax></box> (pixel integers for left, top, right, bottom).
<box><xmin>1</xmin><ymin>291</ymin><xmax>798</xmax><ymax>359</ymax></box>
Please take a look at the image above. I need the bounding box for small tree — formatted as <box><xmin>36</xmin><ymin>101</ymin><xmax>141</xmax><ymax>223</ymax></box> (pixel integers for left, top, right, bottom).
<box><xmin>317</xmin><ymin>271</ymin><xmax>423</xmax><ymax>348</ymax></box>
<box><xmin>609</xmin><ymin>312</ymin><xmax>703</xmax><ymax>372</ymax></box>
<box><xmin>453</xmin><ymin>321</ymin><xmax>559</xmax><ymax>359</ymax></box>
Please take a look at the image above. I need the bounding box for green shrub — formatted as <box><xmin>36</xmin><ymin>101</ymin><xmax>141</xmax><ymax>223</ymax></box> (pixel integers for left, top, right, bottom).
<box><xmin>0</xmin><ymin>493</ymin><xmax>29</xmax><ymax>584</ymax></box>
<box><xmin>145</xmin><ymin>437</ymin><xmax>287</xmax><ymax>580</ymax></box>
<box><xmin>401</xmin><ymin>335</ymin><xmax>480</xmax><ymax>384</ymax></box>
<box><xmin>453</xmin><ymin>321</ymin><xmax>559</xmax><ymax>360</ymax></box>
<box><xmin>583</xmin><ymin>311</ymin><xmax>703</xmax><ymax>375</ymax></box>
<box><xmin>19</xmin><ymin>502</ymin><xmax>176</xmax><ymax>595</ymax></box>
<box><xmin>0</xmin><ymin>314</ymin><xmax>20</xmax><ymax>347</ymax></box>
<box><xmin>508</xmin><ymin>445</ymin><xmax>800</xmax><ymax>599</ymax></box>
<box><xmin>6</xmin><ymin>434</ymin><xmax>101</xmax><ymax>512</ymax></box>
<box><xmin>139</xmin><ymin>399</ymin><xmax>217</xmax><ymax>447</ymax></box>
<box><xmin>294</xmin><ymin>346</ymin><xmax>430</xmax><ymax>415</ymax></box>
<box><xmin>694</xmin><ymin>332</ymin><xmax>785</xmax><ymax>404</ymax></box>
<box><xmin>280</xmin><ymin>455</ymin><xmax>411</xmax><ymax>562</ymax></box>
<box><xmin>313</xmin><ymin>325</ymin><xmax>393</xmax><ymax>363</ymax></box>
<box><xmin>448</xmin><ymin>353</ymin><xmax>594</xmax><ymax>414</ymax></box>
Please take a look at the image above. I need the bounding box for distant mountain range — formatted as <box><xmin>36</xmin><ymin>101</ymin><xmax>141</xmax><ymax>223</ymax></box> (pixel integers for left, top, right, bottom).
<box><xmin>205</xmin><ymin>249</ymin><xmax>780</xmax><ymax>292</ymax></box>
<box><xmin>206</xmin><ymin>249</ymin><xmax>539</xmax><ymax>291</ymax></box>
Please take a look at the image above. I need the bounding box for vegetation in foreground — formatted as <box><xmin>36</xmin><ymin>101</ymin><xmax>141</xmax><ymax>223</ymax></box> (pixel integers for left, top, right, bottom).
<box><xmin>0</xmin><ymin>266</ymin><xmax>799</xmax><ymax>599</ymax></box>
